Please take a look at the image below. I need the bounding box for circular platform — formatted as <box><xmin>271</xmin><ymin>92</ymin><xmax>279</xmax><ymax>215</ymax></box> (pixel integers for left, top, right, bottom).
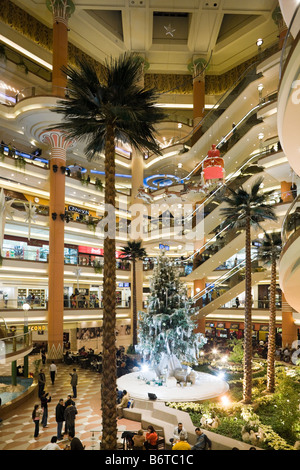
<box><xmin>117</xmin><ymin>371</ymin><xmax>229</xmax><ymax>402</ymax></box>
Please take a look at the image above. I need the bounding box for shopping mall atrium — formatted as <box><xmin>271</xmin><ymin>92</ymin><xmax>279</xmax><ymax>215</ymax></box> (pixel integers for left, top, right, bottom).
<box><xmin>0</xmin><ymin>0</ymin><xmax>300</xmax><ymax>452</ymax></box>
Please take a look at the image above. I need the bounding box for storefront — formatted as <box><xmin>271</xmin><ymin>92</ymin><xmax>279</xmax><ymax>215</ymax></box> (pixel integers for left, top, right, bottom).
<box><xmin>205</xmin><ymin>321</ymin><xmax>244</xmax><ymax>339</ymax></box>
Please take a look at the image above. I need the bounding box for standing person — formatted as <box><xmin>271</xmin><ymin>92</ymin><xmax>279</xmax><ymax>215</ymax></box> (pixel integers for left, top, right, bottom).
<box><xmin>49</xmin><ymin>361</ymin><xmax>57</xmax><ymax>385</ymax></box>
<box><xmin>40</xmin><ymin>391</ymin><xmax>52</xmax><ymax>428</ymax></box>
<box><xmin>144</xmin><ymin>425</ymin><xmax>158</xmax><ymax>450</ymax></box>
<box><xmin>235</xmin><ymin>297</ymin><xmax>240</xmax><ymax>309</ymax></box>
<box><xmin>38</xmin><ymin>369</ymin><xmax>46</xmax><ymax>398</ymax></box>
<box><xmin>70</xmin><ymin>368</ymin><xmax>78</xmax><ymax>398</ymax></box>
<box><xmin>32</xmin><ymin>404</ymin><xmax>43</xmax><ymax>439</ymax></box>
<box><xmin>65</xmin><ymin>394</ymin><xmax>75</xmax><ymax>407</ymax></box>
<box><xmin>116</xmin><ymin>389</ymin><xmax>129</xmax><ymax>419</ymax></box>
<box><xmin>64</xmin><ymin>402</ymin><xmax>77</xmax><ymax>436</ymax></box>
<box><xmin>55</xmin><ymin>399</ymin><xmax>65</xmax><ymax>440</ymax></box>
<box><xmin>41</xmin><ymin>347</ymin><xmax>46</xmax><ymax>365</ymax></box>
<box><xmin>191</xmin><ymin>428</ymin><xmax>212</xmax><ymax>450</ymax></box>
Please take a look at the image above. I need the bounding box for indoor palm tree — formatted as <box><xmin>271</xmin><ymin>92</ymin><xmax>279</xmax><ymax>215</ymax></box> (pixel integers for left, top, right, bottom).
<box><xmin>49</xmin><ymin>53</ymin><xmax>164</xmax><ymax>449</ymax></box>
<box><xmin>120</xmin><ymin>240</ymin><xmax>147</xmax><ymax>346</ymax></box>
<box><xmin>258</xmin><ymin>231</ymin><xmax>282</xmax><ymax>393</ymax></box>
<box><xmin>220</xmin><ymin>177</ymin><xmax>277</xmax><ymax>403</ymax></box>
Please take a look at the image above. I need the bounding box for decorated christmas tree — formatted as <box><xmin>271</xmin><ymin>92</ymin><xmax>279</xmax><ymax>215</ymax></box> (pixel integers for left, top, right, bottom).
<box><xmin>137</xmin><ymin>253</ymin><xmax>207</xmax><ymax>377</ymax></box>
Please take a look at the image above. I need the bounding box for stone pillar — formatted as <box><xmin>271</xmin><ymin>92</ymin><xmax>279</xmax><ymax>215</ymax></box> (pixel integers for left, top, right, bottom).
<box><xmin>129</xmin><ymin>150</ymin><xmax>145</xmax><ymax>344</ymax></box>
<box><xmin>188</xmin><ymin>58</ymin><xmax>207</xmax><ymax>146</ymax></box>
<box><xmin>281</xmin><ymin>181</ymin><xmax>293</xmax><ymax>203</ymax></box>
<box><xmin>69</xmin><ymin>327</ymin><xmax>77</xmax><ymax>351</ymax></box>
<box><xmin>41</xmin><ymin>130</ymin><xmax>75</xmax><ymax>360</ymax></box>
<box><xmin>128</xmin><ymin>57</ymin><xmax>148</xmax><ymax>344</ymax></box>
<box><xmin>281</xmin><ymin>294</ymin><xmax>298</xmax><ymax>347</ymax></box>
<box><xmin>46</xmin><ymin>0</ymin><xmax>75</xmax><ymax>97</ymax></box>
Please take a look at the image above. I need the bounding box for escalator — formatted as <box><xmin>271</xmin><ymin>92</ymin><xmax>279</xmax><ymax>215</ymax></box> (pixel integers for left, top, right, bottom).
<box><xmin>191</xmin><ymin>256</ymin><xmax>267</xmax><ymax>319</ymax></box>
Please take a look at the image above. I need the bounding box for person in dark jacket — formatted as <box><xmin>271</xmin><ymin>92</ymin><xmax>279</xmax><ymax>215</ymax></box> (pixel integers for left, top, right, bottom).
<box><xmin>64</xmin><ymin>403</ymin><xmax>77</xmax><ymax>436</ymax></box>
<box><xmin>68</xmin><ymin>431</ymin><xmax>85</xmax><ymax>450</ymax></box>
<box><xmin>192</xmin><ymin>428</ymin><xmax>212</xmax><ymax>450</ymax></box>
<box><xmin>40</xmin><ymin>391</ymin><xmax>51</xmax><ymax>428</ymax></box>
<box><xmin>55</xmin><ymin>399</ymin><xmax>65</xmax><ymax>440</ymax></box>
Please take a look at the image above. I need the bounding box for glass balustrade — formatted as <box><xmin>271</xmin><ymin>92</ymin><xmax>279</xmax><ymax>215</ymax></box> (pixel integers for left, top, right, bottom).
<box><xmin>0</xmin><ymin>297</ymin><xmax>131</xmax><ymax>310</ymax></box>
<box><xmin>0</xmin><ymin>331</ymin><xmax>32</xmax><ymax>358</ymax></box>
<box><xmin>192</xmin><ymin>255</ymin><xmax>264</xmax><ymax>308</ymax></box>
<box><xmin>279</xmin><ymin>3</ymin><xmax>300</xmax><ymax>82</ymax></box>
<box><xmin>282</xmin><ymin>194</ymin><xmax>300</xmax><ymax>245</ymax></box>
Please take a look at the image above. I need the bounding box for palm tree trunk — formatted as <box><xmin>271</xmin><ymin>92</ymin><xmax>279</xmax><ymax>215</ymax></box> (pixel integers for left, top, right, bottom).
<box><xmin>132</xmin><ymin>258</ymin><xmax>137</xmax><ymax>346</ymax></box>
<box><xmin>243</xmin><ymin>217</ymin><xmax>253</xmax><ymax>403</ymax></box>
<box><xmin>101</xmin><ymin>122</ymin><xmax>117</xmax><ymax>450</ymax></box>
<box><xmin>267</xmin><ymin>255</ymin><xmax>276</xmax><ymax>393</ymax></box>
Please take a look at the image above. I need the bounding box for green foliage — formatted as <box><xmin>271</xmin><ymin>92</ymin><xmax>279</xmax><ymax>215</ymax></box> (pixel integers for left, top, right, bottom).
<box><xmin>228</xmin><ymin>339</ymin><xmax>244</xmax><ymax>364</ymax></box>
<box><xmin>168</xmin><ymin>366</ymin><xmax>300</xmax><ymax>450</ymax></box>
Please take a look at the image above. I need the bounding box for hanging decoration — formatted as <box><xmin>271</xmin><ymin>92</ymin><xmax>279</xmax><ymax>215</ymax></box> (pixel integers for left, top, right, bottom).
<box><xmin>0</xmin><ymin>188</ymin><xmax>14</xmax><ymax>256</ymax></box>
<box><xmin>24</xmin><ymin>201</ymin><xmax>38</xmax><ymax>241</ymax></box>
<box><xmin>164</xmin><ymin>24</ymin><xmax>176</xmax><ymax>37</ymax></box>
<box><xmin>203</xmin><ymin>144</ymin><xmax>225</xmax><ymax>184</ymax></box>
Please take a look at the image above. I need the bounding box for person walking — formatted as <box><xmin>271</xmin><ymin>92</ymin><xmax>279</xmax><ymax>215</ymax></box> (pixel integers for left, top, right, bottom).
<box><xmin>38</xmin><ymin>369</ymin><xmax>46</xmax><ymax>398</ymax></box>
<box><xmin>55</xmin><ymin>398</ymin><xmax>65</xmax><ymax>440</ymax></box>
<box><xmin>64</xmin><ymin>402</ymin><xmax>78</xmax><ymax>436</ymax></box>
<box><xmin>191</xmin><ymin>428</ymin><xmax>212</xmax><ymax>450</ymax></box>
<box><xmin>40</xmin><ymin>391</ymin><xmax>51</xmax><ymax>428</ymax></box>
<box><xmin>49</xmin><ymin>361</ymin><xmax>57</xmax><ymax>385</ymax></box>
<box><xmin>32</xmin><ymin>404</ymin><xmax>43</xmax><ymax>439</ymax></box>
<box><xmin>70</xmin><ymin>369</ymin><xmax>78</xmax><ymax>398</ymax></box>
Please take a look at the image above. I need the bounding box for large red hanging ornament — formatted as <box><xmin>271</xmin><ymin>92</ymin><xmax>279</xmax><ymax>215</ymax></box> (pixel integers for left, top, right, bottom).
<box><xmin>203</xmin><ymin>144</ymin><xmax>224</xmax><ymax>183</ymax></box>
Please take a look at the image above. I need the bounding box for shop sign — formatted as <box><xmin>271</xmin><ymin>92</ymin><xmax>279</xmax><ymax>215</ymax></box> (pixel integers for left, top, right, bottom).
<box><xmin>260</xmin><ymin>325</ymin><xmax>269</xmax><ymax>331</ymax></box>
<box><xmin>29</xmin><ymin>325</ymin><xmax>46</xmax><ymax>331</ymax></box>
<box><xmin>68</xmin><ymin>205</ymin><xmax>89</xmax><ymax>215</ymax></box>
<box><xmin>216</xmin><ymin>322</ymin><xmax>225</xmax><ymax>329</ymax></box>
<box><xmin>230</xmin><ymin>323</ymin><xmax>239</xmax><ymax>329</ymax></box>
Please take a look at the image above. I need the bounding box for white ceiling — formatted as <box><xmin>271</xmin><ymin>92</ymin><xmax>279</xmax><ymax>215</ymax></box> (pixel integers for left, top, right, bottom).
<box><xmin>11</xmin><ymin>0</ymin><xmax>280</xmax><ymax>74</ymax></box>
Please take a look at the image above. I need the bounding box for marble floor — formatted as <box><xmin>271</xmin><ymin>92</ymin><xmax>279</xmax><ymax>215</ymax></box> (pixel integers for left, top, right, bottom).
<box><xmin>0</xmin><ymin>356</ymin><xmax>140</xmax><ymax>451</ymax></box>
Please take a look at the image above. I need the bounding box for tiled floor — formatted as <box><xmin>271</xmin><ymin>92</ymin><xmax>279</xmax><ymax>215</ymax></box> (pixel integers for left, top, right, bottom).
<box><xmin>0</xmin><ymin>356</ymin><xmax>140</xmax><ymax>450</ymax></box>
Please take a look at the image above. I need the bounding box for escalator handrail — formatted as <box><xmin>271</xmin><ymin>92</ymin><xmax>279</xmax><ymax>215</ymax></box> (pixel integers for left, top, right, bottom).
<box><xmin>192</xmin><ymin>254</ymin><xmax>261</xmax><ymax>301</ymax></box>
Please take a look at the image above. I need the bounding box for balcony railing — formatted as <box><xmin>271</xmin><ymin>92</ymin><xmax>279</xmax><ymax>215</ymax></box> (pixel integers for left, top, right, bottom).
<box><xmin>0</xmin><ymin>298</ymin><xmax>130</xmax><ymax>311</ymax></box>
<box><xmin>0</xmin><ymin>330</ymin><xmax>32</xmax><ymax>359</ymax></box>
<box><xmin>282</xmin><ymin>194</ymin><xmax>300</xmax><ymax>245</ymax></box>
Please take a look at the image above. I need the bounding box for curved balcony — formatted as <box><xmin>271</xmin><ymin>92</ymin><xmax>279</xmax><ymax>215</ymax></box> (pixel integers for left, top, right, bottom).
<box><xmin>279</xmin><ymin>194</ymin><xmax>300</xmax><ymax>312</ymax></box>
<box><xmin>0</xmin><ymin>330</ymin><xmax>33</xmax><ymax>363</ymax></box>
<box><xmin>278</xmin><ymin>3</ymin><xmax>300</xmax><ymax>177</ymax></box>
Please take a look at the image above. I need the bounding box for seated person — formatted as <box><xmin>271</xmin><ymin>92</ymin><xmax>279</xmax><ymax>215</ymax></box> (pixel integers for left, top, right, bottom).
<box><xmin>144</xmin><ymin>425</ymin><xmax>158</xmax><ymax>450</ymax></box>
<box><xmin>116</xmin><ymin>390</ymin><xmax>129</xmax><ymax>419</ymax></box>
<box><xmin>172</xmin><ymin>433</ymin><xmax>191</xmax><ymax>451</ymax></box>
<box><xmin>132</xmin><ymin>429</ymin><xmax>146</xmax><ymax>450</ymax></box>
<box><xmin>172</xmin><ymin>422</ymin><xmax>187</xmax><ymax>443</ymax></box>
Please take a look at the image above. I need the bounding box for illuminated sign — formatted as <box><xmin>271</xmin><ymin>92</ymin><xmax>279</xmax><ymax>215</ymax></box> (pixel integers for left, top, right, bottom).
<box><xmin>68</xmin><ymin>205</ymin><xmax>89</xmax><ymax>215</ymax></box>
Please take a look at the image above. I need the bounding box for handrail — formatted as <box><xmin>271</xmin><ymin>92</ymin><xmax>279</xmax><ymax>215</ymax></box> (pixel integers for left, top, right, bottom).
<box><xmin>279</xmin><ymin>2</ymin><xmax>300</xmax><ymax>82</ymax></box>
<box><xmin>145</xmin><ymin>42</ymin><xmax>279</xmax><ymax>160</ymax></box>
<box><xmin>192</xmin><ymin>254</ymin><xmax>261</xmax><ymax>302</ymax></box>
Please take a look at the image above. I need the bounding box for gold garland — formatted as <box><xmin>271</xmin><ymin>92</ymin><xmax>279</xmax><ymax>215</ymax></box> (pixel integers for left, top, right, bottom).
<box><xmin>0</xmin><ymin>0</ymin><xmax>278</xmax><ymax>95</ymax></box>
